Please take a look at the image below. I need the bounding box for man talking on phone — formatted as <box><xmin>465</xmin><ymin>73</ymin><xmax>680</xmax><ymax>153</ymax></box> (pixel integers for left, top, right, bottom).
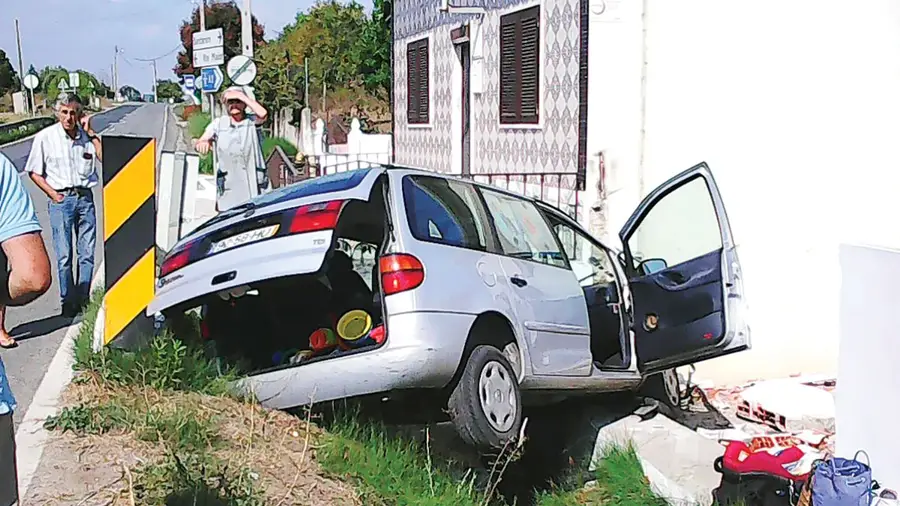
<box><xmin>24</xmin><ymin>93</ymin><xmax>102</xmax><ymax>319</ymax></box>
<box><xmin>0</xmin><ymin>151</ymin><xmax>52</xmax><ymax>505</ymax></box>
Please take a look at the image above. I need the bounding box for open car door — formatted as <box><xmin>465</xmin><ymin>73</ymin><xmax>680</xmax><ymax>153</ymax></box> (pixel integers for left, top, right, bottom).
<box><xmin>620</xmin><ymin>162</ymin><xmax>749</xmax><ymax>374</ymax></box>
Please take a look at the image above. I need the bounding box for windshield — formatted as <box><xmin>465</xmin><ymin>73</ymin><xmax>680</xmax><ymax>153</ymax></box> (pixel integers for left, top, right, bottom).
<box><xmin>192</xmin><ymin>168</ymin><xmax>375</xmax><ymax>234</ymax></box>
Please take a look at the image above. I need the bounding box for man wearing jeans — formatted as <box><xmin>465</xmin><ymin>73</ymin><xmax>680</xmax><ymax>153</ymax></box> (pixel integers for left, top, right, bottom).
<box><xmin>24</xmin><ymin>94</ymin><xmax>102</xmax><ymax>318</ymax></box>
<box><xmin>0</xmin><ymin>152</ymin><xmax>52</xmax><ymax>504</ymax></box>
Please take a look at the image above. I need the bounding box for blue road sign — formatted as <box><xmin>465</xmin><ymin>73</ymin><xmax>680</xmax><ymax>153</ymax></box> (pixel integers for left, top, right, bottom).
<box><xmin>200</xmin><ymin>67</ymin><xmax>224</xmax><ymax>93</ymax></box>
<box><xmin>184</xmin><ymin>74</ymin><xmax>196</xmax><ymax>91</ymax></box>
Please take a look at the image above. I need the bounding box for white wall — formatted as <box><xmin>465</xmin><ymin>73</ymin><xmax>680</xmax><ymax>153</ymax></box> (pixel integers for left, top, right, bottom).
<box><xmin>588</xmin><ymin>0</ymin><xmax>900</xmax><ymax>384</ymax></box>
<box><xmin>836</xmin><ymin>244</ymin><xmax>900</xmax><ymax>489</ymax></box>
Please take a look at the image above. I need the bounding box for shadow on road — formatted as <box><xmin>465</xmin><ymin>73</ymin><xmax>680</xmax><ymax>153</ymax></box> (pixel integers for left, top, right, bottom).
<box><xmin>9</xmin><ymin>314</ymin><xmax>77</xmax><ymax>341</ymax></box>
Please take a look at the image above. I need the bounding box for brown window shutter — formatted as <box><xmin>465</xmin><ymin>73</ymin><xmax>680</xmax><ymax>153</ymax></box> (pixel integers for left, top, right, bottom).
<box><xmin>519</xmin><ymin>11</ymin><xmax>540</xmax><ymax>124</ymax></box>
<box><xmin>407</xmin><ymin>42</ymin><xmax>419</xmax><ymax>124</ymax></box>
<box><xmin>500</xmin><ymin>18</ymin><xmax>518</xmax><ymax>122</ymax></box>
<box><xmin>500</xmin><ymin>6</ymin><xmax>540</xmax><ymax>124</ymax></box>
<box><xmin>418</xmin><ymin>41</ymin><xmax>430</xmax><ymax>123</ymax></box>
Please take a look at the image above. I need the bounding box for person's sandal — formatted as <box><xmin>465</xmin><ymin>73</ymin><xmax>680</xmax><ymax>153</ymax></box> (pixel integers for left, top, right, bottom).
<box><xmin>0</xmin><ymin>337</ymin><xmax>18</xmax><ymax>349</ymax></box>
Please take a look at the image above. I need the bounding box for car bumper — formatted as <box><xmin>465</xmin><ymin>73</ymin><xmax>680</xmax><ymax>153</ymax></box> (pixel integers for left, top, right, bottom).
<box><xmin>235</xmin><ymin>311</ymin><xmax>475</xmax><ymax>409</ymax></box>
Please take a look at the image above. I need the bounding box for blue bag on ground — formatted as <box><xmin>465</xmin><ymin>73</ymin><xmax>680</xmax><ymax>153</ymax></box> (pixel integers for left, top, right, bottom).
<box><xmin>812</xmin><ymin>451</ymin><xmax>874</xmax><ymax>506</ymax></box>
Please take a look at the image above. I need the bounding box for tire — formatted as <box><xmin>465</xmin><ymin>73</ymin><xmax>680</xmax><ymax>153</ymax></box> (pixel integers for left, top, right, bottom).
<box><xmin>640</xmin><ymin>368</ymin><xmax>682</xmax><ymax>409</ymax></box>
<box><xmin>448</xmin><ymin>345</ymin><xmax>523</xmax><ymax>452</ymax></box>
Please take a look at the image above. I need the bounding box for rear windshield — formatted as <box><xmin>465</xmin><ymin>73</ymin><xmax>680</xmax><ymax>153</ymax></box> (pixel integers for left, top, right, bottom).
<box><xmin>193</xmin><ymin>168</ymin><xmax>374</xmax><ymax>233</ymax></box>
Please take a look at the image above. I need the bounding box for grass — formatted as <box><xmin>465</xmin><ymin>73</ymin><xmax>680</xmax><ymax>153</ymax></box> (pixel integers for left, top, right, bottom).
<box><xmin>0</xmin><ymin>117</ymin><xmax>55</xmax><ymax>145</ymax></box>
<box><xmin>49</xmin><ymin>290</ymin><xmax>673</xmax><ymax>505</ymax></box>
<box><xmin>188</xmin><ymin>111</ymin><xmax>212</xmax><ymax>139</ymax></box>
<box><xmin>261</xmin><ymin>136</ymin><xmax>298</xmax><ymax>160</ymax></box>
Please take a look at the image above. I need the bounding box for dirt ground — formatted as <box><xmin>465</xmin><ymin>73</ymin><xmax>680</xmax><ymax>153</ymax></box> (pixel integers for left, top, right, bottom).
<box><xmin>20</xmin><ymin>383</ymin><xmax>360</xmax><ymax>505</ymax></box>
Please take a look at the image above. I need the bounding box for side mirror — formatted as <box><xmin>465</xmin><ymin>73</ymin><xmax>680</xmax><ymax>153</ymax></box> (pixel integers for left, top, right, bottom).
<box><xmin>639</xmin><ymin>258</ymin><xmax>668</xmax><ymax>276</ymax></box>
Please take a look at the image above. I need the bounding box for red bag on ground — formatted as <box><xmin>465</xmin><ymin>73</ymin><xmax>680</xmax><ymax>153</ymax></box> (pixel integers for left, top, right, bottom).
<box><xmin>720</xmin><ymin>440</ymin><xmax>811</xmax><ymax>482</ymax></box>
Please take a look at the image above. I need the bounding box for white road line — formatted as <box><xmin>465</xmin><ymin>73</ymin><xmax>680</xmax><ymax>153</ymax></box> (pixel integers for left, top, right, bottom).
<box><xmin>14</xmin><ymin>266</ymin><xmax>103</xmax><ymax>498</ymax></box>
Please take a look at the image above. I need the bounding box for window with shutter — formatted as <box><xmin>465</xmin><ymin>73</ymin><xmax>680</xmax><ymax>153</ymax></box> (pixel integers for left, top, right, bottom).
<box><xmin>499</xmin><ymin>6</ymin><xmax>541</xmax><ymax>125</ymax></box>
<box><xmin>406</xmin><ymin>38</ymin><xmax>430</xmax><ymax>125</ymax></box>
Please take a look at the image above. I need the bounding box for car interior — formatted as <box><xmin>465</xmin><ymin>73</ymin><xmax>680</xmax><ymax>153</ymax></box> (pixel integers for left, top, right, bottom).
<box><xmin>199</xmin><ymin>179</ymin><xmax>389</xmax><ymax>375</ymax></box>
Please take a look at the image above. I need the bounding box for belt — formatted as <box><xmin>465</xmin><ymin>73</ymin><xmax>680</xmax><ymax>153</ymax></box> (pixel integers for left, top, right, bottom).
<box><xmin>57</xmin><ymin>187</ymin><xmax>92</xmax><ymax>196</ymax></box>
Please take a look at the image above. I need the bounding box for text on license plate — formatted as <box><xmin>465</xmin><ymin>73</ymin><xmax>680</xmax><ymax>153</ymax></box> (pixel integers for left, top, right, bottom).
<box><xmin>209</xmin><ymin>225</ymin><xmax>280</xmax><ymax>254</ymax></box>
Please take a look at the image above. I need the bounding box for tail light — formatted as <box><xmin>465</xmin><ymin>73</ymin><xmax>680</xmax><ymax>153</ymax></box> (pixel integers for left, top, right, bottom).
<box><xmin>380</xmin><ymin>254</ymin><xmax>425</xmax><ymax>296</ymax></box>
<box><xmin>289</xmin><ymin>200</ymin><xmax>345</xmax><ymax>234</ymax></box>
<box><xmin>160</xmin><ymin>240</ymin><xmax>197</xmax><ymax>278</ymax></box>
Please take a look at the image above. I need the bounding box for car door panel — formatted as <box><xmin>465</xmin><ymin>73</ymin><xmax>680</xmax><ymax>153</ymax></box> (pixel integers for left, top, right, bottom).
<box><xmin>479</xmin><ymin>188</ymin><xmax>593</xmax><ymax>377</ymax></box>
<box><xmin>621</xmin><ymin>162</ymin><xmax>749</xmax><ymax>373</ymax></box>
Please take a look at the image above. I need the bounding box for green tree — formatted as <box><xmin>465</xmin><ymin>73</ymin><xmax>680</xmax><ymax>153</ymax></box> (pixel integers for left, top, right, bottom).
<box><xmin>119</xmin><ymin>85</ymin><xmax>141</xmax><ymax>102</ymax></box>
<box><xmin>358</xmin><ymin>0</ymin><xmax>391</xmax><ymax>99</ymax></box>
<box><xmin>155</xmin><ymin>79</ymin><xmax>184</xmax><ymax>102</ymax></box>
<box><xmin>41</xmin><ymin>68</ymin><xmax>103</xmax><ymax>103</ymax></box>
<box><xmin>0</xmin><ymin>49</ymin><xmax>20</xmax><ymax>95</ymax></box>
<box><xmin>173</xmin><ymin>0</ymin><xmax>266</xmax><ymax>77</ymax></box>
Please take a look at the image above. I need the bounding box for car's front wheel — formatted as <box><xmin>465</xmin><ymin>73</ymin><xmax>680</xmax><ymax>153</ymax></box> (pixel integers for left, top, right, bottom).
<box><xmin>448</xmin><ymin>345</ymin><xmax>523</xmax><ymax>452</ymax></box>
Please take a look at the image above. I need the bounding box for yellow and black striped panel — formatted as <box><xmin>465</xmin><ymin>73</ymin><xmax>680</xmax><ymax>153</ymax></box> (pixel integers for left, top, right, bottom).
<box><xmin>102</xmin><ymin>136</ymin><xmax>156</xmax><ymax>349</ymax></box>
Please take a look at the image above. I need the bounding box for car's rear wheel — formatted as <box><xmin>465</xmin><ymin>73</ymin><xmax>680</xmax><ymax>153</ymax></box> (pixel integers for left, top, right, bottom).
<box><xmin>448</xmin><ymin>345</ymin><xmax>523</xmax><ymax>452</ymax></box>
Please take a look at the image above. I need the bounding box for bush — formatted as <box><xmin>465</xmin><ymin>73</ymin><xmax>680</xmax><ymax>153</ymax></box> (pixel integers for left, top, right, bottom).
<box><xmin>187</xmin><ymin>111</ymin><xmax>211</xmax><ymax>139</ymax></box>
<box><xmin>181</xmin><ymin>104</ymin><xmax>201</xmax><ymax>121</ymax></box>
<box><xmin>199</xmin><ymin>153</ymin><xmax>214</xmax><ymax>175</ymax></box>
<box><xmin>261</xmin><ymin>136</ymin><xmax>298</xmax><ymax>160</ymax></box>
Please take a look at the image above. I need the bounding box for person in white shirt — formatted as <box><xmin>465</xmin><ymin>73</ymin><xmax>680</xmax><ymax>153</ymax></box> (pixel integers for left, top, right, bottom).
<box><xmin>195</xmin><ymin>87</ymin><xmax>269</xmax><ymax>212</ymax></box>
<box><xmin>23</xmin><ymin>93</ymin><xmax>102</xmax><ymax>318</ymax></box>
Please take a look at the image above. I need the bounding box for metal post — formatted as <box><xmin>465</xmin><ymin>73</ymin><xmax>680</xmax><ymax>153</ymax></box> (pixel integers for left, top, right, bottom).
<box><xmin>151</xmin><ymin>60</ymin><xmax>158</xmax><ymax>102</ymax></box>
<box><xmin>199</xmin><ymin>0</ymin><xmax>209</xmax><ymax>114</ymax></box>
<box><xmin>241</xmin><ymin>0</ymin><xmax>253</xmax><ymax>57</ymax></box>
<box><xmin>28</xmin><ymin>87</ymin><xmax>35</xmax><ymax>117</ymax></box>
<box><xmin>113</xmin><ymin>45</ymin><xmax>119</xmax><ymax>101</ymax></box>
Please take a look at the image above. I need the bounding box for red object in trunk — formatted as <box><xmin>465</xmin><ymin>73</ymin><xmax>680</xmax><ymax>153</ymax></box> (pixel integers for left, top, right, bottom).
<box><xmin>720</xmin><ymin>441</ymin><xmax>810</xmax><ymax>481</ymax></box>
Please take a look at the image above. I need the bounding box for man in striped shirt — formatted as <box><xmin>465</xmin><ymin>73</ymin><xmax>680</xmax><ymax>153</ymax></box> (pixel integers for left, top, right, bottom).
<box><xmin>24</xmin><ymin>94</ymin><xmax>102</xmax><ymax>318</ymax></box>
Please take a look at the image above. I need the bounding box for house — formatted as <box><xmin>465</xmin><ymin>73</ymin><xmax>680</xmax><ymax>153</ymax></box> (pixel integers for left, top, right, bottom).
<box><xmin>266</xmin><ymin>145</ymin><xmax>309</xmax><ymax>189</ymax></box>
<box><xmin>393</xmin><ymin>1</ymin><xmax>900</xmax><ymax>386</ymax></box>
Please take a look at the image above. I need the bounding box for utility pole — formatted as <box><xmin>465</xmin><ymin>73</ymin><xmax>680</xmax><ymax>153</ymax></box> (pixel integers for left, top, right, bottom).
<box><xmin>304</xmin><ymin>57</ymin><xmax>309</xmax><ymax>108</ymax></box>
<box><xmin>14</xmin><ymin>19</ymin><xmax>25</xmax><ymax>92</ymax></box>
<box><xmin>151</xmin><ymin>60</ymin><xmax>158</xmax><ymax>103</ymax></box>
<box><xmin>113</xmin><ymin>45</ymin><xmax>119</xmax><ymax>101</ymax></box>
<box><xmin>199</xmin><ymin>0</ymin><xmax>210</xmax><ymax>115</ymax></box>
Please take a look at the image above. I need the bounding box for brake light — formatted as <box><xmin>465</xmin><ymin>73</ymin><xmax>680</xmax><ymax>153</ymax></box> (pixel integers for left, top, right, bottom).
<box><xmin>380</xmin><ymin>254</ymin><xmax>425</xmax><ymax>295</ymax></box>
<box><xmin>289</xmin><ymin>200</ymin><xmax>345</xmax><ymax>234</ymax></box>
<box><xmin>160</xmin><ymin>241</ymin><xmax>196</xmax><ymax>278</ymax></box>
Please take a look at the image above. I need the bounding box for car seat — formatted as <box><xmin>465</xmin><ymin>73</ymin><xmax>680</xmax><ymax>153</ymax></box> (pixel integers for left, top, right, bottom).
<box><xmin>326</xmin><ymin>250</ymin><xmax>373</xmax><ymax>315</ymax></box>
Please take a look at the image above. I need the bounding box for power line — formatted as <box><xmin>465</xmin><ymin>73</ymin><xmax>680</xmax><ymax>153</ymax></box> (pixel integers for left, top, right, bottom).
<box><xmin>131</xmin><ymin>44</ymin><xmax>184</xmax><ymax>62</ymax></box>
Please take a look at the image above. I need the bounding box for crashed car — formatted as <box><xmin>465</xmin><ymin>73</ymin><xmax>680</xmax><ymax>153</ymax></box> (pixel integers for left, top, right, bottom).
<box><xmin>149</xmin><ymin>162</ymin><xmax>749</xmax><ymax>451</ymax></box>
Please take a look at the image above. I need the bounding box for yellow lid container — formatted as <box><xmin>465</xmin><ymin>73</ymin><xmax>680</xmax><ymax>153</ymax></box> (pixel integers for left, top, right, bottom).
<box><xmin>336</xmin><ymin>310</ymin><xmax>373</xmax><ymax>341</ymax></box>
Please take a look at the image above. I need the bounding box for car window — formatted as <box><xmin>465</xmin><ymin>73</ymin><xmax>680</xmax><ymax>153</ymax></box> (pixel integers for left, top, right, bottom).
<box><xmin>629</xmin><ymin>175</ymin><xmax>723</xmax><ymax>271</ymax></box>
<box><xmin>402</xmin><ymin>176</ymin><xmax>489</xmax><ymax>251</ymax></box>
<box><xmin>194</xmin><ymin>168</ymin><xmax>374</xmax><ymax>233</ymax></box>
<box><xmin>479</xmin><ymin>189</ymin><xmax>568</xmax><ymax>269</ymax></box>
<box><xmin>552</xmin><ymin>221</ymin><xmax>616</xmax><ymax>286</ymax></box>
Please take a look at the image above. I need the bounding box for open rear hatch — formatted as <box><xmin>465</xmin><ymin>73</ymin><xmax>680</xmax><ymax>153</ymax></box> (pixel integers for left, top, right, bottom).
<box><xmin>148</xmin><ymin>168</ymin><xmax>393</xmax><ymax>375</ymax></box>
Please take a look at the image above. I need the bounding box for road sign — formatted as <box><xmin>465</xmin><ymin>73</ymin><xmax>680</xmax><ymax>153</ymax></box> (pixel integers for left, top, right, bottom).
<box><xmin>22</xmin><ymin>74</ymin><xmax>39</xmax><ymax>90</ymax></box>
<box><xmin>200</xmin><ymin>67</ymin><xmax>224</xmax><ymax>93</ymax></box>
<box><xmin>193</xmin><ymin>47</ymin><xmax>225</xmax><ymax>68</ymax></box>
<box><xmin>226</xmin><ymin>55</ymin><xmax>257</xmax><ymax>86</ymax></box>
<box><xmin>69</xmin><ymin>72</ymin><xmax>80</xmax><ymax>89</ymax></box>
<box><xmin>57</xmin><ymin>78</ymin><xmax>69</xmax><ymax>91</ymax></box>
<box><xmin>183</xmin><ymin>74</ymin><xmax>195</xmax><ymax>91</ymax></box>
<box><xmin>192</xmin><ymin>28</ymin><xmax>224</xmax><ymax>51</ymax></box>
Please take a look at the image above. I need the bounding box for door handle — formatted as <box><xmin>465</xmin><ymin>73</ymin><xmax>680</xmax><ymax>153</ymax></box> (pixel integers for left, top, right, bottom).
<box><xmin>510</xmin><ymin>276</ymin><xmax>528</xmax><ymax>288</ymax></box>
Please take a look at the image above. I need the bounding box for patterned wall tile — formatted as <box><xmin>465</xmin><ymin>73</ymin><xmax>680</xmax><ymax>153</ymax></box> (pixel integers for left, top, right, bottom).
<box><xmin>393</xmin><ymin>0</ymin><xmax>582</xmax><ymax>192</ymax></box>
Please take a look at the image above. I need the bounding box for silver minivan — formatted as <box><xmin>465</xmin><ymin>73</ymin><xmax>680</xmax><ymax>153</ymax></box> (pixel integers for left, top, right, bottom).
<box><xmin>149</xmin><ymin>162</ymin><xmax>749</xmax><ymax>451</ymax></box>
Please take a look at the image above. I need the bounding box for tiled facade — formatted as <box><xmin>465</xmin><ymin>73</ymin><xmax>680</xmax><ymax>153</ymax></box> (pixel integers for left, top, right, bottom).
<box><xmin>392</xmin><ymin>0</ymin><xmax>585</xmax><ymax>204</ymax></box>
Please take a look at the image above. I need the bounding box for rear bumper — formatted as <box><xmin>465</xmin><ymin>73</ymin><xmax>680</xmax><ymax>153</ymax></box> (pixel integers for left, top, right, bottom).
<box><xmin>235</xmin><ymin>311</ymin><xmax>475</xmax><ymax>409</ymax></box>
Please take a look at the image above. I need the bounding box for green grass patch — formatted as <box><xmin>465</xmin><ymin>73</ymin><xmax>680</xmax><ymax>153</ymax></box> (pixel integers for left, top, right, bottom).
<box><xmin>0</xmin><ymin>119</ymin><xmax>52</xmax><ymax>145</ymax></box>
<box><xmin>187</xmin><ymin>111</ymin><xmax>212</xmax><ymax>139</ymax></box>
<box><xmin>261</xmin><ymin>136</ymin><xmax>298</xmax><ymax>160</ymax></box>
<box><xmin>199</xmin><ymin>152</ymin><xmax>214</xmax><ymax>175</ymax></box>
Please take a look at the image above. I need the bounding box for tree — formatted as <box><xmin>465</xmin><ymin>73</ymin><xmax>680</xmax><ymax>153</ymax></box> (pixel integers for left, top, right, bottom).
<box><xmin>0</xmin><ymin>49</ymin><xmax>20</xmax><ymax>95</ymax></box>
<box><xmin>173</xmin><ymin>0</ymin><xmax>265</xmax><ymax>77</ymax></box>
<box><xmin>358</xmin><ymin>0</ymin><xmax>391</xmax><ymax>99</ymax></box>
<box><xmin>40</xmin><ymin>68</ymin><xmax>103</xmax><ymax>103</ymax></box>
<box><xmin>155</xmin><ymin>79</ymin><xmax>184</xmax><ymax>102</ymax></box>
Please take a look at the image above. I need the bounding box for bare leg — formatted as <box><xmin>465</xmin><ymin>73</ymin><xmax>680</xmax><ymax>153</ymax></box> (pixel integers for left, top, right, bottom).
<box><xmin>0</xmin><ymin>306</ymin><xmax>15</xmax><ymax>348</ymax></box>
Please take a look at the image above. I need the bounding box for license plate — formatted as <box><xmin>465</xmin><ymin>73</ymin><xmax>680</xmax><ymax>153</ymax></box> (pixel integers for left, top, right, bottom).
<box><xmin>209</xmin><ymin>224</ymin><xmax>280</xmax><ymax>255</ymax></box>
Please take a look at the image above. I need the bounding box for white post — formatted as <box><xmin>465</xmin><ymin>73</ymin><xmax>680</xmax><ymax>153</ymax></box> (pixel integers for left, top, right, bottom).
<box><xmin>241</xmin><ymin>0</ymin><xmax>253</xmax><ymax>57</ymax></box>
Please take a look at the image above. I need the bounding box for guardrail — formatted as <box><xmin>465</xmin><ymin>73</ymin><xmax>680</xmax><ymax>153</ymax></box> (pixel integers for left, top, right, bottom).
<box><xmin>0</xmin><ymin>116</ymin><xmax>56</xmax><ymax>145</ymax></box>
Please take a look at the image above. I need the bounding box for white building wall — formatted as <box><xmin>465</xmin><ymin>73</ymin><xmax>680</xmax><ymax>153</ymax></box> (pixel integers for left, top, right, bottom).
<box><xmin>590</xmin><ymin>0</ymin><xmax>900</xmax><ymax>385</ymax></box>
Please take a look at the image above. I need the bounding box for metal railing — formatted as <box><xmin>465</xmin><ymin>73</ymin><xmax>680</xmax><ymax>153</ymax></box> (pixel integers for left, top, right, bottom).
<box><xmin>461</xmin><ymin>171</ymin><xmax>583</xmax><ymax>221</ymax></box>
<box><xmin>277</xmin><ymin>152</ymin><xmax>392</xmax><ymax>187</ymax></box>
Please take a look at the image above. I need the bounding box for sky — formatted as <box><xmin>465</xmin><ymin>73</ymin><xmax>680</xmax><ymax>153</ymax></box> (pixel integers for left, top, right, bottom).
<box><xmin>1</xmin><ymin>0</ymin><xmax>372</xmax><ymax>94</ymax></box>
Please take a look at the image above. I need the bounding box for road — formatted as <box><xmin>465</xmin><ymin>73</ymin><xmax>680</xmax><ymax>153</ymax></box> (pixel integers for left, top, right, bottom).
<box><xmin>0</xmin><ymin>103</ymin><xmax>172</xmax><ymax>426</ymax></box>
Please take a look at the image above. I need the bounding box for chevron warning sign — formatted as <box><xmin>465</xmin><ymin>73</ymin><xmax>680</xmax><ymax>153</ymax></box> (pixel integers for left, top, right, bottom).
<box><xmin>101</xmin><ymin>136</ymin><xmax>156</xmax><ymax>348</ymax></box>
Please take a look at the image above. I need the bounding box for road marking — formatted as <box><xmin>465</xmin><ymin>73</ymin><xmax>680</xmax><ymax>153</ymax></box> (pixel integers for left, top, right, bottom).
<box><xmin>15</xmin><ymin>266</ymin><xmax>104</xmax><ymax>499</ymax></box>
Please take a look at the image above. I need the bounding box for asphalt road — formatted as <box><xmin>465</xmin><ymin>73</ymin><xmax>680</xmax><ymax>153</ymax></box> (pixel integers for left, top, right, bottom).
<box><xmin>0</xmin><ymin>103</ymin><xmax>169</xmax><ymax>426</ymax></box>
